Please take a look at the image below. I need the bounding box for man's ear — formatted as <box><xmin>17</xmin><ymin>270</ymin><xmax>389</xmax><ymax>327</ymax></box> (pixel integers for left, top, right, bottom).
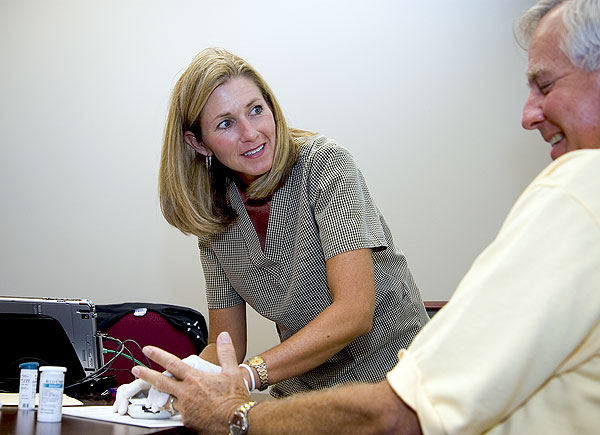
<box><xmin>184</xmin><ymin>131</ymin><xmax>212</xmax><ymax>156</ymax></box>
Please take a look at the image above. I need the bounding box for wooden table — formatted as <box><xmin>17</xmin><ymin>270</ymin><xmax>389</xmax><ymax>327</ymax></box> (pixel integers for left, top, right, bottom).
<box><xmin>0</xmin><ymin>407</ymin><xmax>194</xmax><ymax>434</ymax></box>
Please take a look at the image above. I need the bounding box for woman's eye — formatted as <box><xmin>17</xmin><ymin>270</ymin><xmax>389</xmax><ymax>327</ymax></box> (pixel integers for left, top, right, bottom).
<box><xmin>217</xmin><ymin>119</ymin><xmax>232</xmax><ymax>129</ymax></box>
<box><xmin>250</xmin><ymin>105</ymin><xmax>263</xmax><ymax>115</ymax></box>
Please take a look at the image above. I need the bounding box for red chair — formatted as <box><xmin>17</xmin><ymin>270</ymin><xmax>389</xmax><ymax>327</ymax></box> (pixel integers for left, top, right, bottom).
<box><xmin>96</xmin><ymin>303</ymin><xmax>207</xmax><ymax>386</ymax></box>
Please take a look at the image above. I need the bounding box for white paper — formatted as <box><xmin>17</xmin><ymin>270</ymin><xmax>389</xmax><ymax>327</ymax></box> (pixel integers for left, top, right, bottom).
<box><xmin>61</xmin><ymin>406</ymin><xmax>184</xmax><ymax>428</ymax></box>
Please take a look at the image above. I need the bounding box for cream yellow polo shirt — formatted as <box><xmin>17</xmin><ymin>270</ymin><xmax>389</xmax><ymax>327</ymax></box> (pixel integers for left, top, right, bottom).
<box><xmin>387</xmin><ymin>149</ymin><xmax>600</xmax><ymax>434</ymax></box>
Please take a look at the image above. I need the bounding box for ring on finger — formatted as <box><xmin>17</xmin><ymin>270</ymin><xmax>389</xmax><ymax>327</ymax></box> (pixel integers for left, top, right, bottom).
<box><xmin>163</xmin><ymin>395</ymin><xmax>177</xmax><ymax>415</ymax></box>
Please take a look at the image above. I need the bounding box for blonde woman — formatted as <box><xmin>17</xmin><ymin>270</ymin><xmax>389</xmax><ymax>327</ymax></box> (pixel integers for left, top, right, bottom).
<box><xmin>116</xmin><ymin>48</ymin><xmax>428</xmax><ymax>409</ymax></box>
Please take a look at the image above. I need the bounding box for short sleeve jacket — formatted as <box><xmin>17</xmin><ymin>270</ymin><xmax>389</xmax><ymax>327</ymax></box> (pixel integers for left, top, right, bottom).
<box><xmin>198</xmin><ymin>136</ymin><xmax>429</xmax><ymax>397</ymax></box>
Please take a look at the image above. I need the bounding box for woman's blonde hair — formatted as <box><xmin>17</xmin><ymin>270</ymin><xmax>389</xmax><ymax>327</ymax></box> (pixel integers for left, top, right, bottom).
<box><xmin>159</xmin><ymin>47</ymin><xmax>313</xmax><ymax>237</ymax></box>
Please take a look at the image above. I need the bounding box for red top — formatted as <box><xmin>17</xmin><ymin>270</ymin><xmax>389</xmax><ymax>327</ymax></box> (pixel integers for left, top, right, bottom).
<box><xmin>243</xmin><ymin>197</ymin><xmax>271</xmax><ymax>251</ymax></box>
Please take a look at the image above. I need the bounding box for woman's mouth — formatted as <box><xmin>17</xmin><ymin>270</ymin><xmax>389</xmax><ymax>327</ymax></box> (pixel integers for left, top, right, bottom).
<box><xmin>243</xmin><ymin>144</ymin><xmax>265</xmax><ymax>157</ymax></box>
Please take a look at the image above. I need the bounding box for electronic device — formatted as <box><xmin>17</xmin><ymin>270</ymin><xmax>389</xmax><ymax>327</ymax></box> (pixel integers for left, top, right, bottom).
<box><xmin>0</xmin><ymin>296</ymin><xmax>104</xmax><ymax>391</ymax></box>
<box><xmin>127</xmin><ymin>398</ymin><xmax>172</xmax><ymax>419</ymax></box>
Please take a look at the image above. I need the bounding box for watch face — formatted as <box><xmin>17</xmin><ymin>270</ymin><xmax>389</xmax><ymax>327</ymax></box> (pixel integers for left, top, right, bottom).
<box><xmin>230</xmin><ymin>412</ymin><xmax>247</xmax><ymax>435</ymax></box>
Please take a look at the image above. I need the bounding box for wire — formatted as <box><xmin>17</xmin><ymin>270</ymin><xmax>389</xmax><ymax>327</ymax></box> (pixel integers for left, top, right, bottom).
<box><xmin>103</xmin><ymin>349</ymin><xmax>148</xmax><ymax>367</ymax></box>
<box><xmin>66</xmin><ymin>348</ymin><xmax>118</xmax><ymax>388</ymax></box>
<box><xmin>66</xmin><ymin>335</ymin><xmax>148</xmax><ymax>389</ymax></box>
<box><xmin>103</xmin><ymin>336</ymin><xmax>154</xmax><ymax>369</ymax></box>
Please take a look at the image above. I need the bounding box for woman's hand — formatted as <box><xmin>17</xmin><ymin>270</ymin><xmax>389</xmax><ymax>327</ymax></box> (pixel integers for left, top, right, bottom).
<box><xmin>112</xmin><ymin>378</ymin><xmax>151</xmax><ymax>415</ymax></box>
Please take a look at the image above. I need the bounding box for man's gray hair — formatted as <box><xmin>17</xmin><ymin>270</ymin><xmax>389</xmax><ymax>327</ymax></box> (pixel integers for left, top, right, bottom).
<box><xmin>515</xmin><ymin>0</ymin><xmax>600</xmax><ymax>71</ymax></box>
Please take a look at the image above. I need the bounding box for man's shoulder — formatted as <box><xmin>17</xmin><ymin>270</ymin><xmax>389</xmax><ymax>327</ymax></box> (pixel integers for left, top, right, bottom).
<box><xmin>535</xmin><ymin>149</ymin><xmax>600</xmax><ymax>217</ymax></box>
<box><xmin>538</xmin><ymin>149</ymin><xmax>600</xmax><ymax>184</ymax></box>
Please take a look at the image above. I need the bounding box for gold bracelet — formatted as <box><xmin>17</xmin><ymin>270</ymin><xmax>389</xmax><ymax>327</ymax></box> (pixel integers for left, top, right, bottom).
<box><xmin>245</xmin><ymin>356</ymin><xmax>269</xmax><ymax>391</ymax></box>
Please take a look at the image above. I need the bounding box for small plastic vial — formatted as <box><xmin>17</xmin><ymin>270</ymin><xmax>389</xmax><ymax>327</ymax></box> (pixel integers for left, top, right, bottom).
<box><xmin>18</xmin><ymin>362</ymin><xmax>39</xmax><ymax>410</ymax></box>
<box><xmin>37</xmin><ymin>366</ymin><xmax>67</xmax><ymax>422</ymax></box>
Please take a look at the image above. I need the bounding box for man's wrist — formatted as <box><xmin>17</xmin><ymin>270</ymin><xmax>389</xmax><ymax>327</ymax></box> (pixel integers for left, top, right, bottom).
<box><xmin>229</xmin><ymin>401</ymin><xmax>258</xmax><ymax>435</ymax></box>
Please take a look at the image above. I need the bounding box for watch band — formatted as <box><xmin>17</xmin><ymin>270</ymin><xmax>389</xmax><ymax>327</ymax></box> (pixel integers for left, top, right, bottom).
<box><xmin>245</xmin><ymin>355</ymin><xmax>269</xmax><ymax>391</ymax></box>
<box><xmin>229</xmin><ymin>401</ymin><xmax>257</xmax><ymax>435</ymax></box>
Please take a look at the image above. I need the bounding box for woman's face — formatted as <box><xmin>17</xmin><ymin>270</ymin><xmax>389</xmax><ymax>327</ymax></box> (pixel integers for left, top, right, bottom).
<box><xmin>191</xmin><ymin>76</ymin><xmax>276</xmax><ymax>185</ymax></box>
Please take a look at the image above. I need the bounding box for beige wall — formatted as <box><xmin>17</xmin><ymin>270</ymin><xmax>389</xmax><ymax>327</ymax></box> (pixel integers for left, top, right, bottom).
<box><xmin>0</xmin><ymin>0</ymin><xmax>542</xmax><ymax>358</ymax></box>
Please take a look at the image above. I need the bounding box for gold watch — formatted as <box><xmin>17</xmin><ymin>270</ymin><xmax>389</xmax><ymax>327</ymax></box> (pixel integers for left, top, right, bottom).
<box><xmin>246</xmin><ymin>356</ymin><xmax>269</xmax><ymax>391</ymax></box>
<box><xmin>229</xmin><ymin>401</ymin><xmax>257</xmax><ymax>435</ymax></box>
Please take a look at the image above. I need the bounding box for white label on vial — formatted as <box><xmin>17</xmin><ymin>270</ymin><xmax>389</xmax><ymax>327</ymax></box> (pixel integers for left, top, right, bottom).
<box><xmin>18</xmin><ymin>369</ymin><xmax>38</xmax><ymax>410</ymax></box>
<box><xmin>37</xmin><ymin>373</ymin><xmax>65</xmax><ymax>422</ymax></box>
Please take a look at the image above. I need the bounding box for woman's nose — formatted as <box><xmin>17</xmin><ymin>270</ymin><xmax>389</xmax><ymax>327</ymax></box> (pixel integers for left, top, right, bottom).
<box><xmin>239</xmin><ymin>118</ymin><xmax>259</xmax><ymax>142</ymax></box>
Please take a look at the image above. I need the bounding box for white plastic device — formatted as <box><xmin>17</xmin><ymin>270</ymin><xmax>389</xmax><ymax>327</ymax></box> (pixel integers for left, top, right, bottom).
<box><xmin>127</xmin><ymin>398</ymin><xmax>172</xmax><ymax>419</ymax></box>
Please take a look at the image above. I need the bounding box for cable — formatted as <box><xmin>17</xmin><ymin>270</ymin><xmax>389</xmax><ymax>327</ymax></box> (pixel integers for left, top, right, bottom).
<box><xmin>65</xmin><ymin>336</ymin><xmax>124</xmax><ymax>389</ymax></box>
<box><xmin>103</xmin><ymin>336</ymin><xmax>154</xmax><ymax>369</ymax></box>
<box><xmin>103</xmin><ymin>349</ymin><xmax>148</xmax><ymax>367</ymax></box>
<box><xmin>65</xmin><ymin>335</ymin><xmax>155</xmax><ymax>390</ymax></box>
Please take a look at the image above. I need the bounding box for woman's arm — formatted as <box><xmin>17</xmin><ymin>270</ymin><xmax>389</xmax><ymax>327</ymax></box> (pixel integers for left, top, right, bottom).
<box><xmin>199</xmin><ymin>303</ymin><xmax>247</xmax><ymax>365</ymax></box>
<box><xmin>248</xmin><ymin>247</ymin><xmax>375</xmax><ymax>389</ymax></box>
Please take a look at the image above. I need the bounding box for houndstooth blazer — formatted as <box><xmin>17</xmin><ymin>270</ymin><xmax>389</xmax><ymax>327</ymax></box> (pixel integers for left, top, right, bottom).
<box><xmin>198</xmin><ymin>136</ymin><xmax>429</xmax><ymax>397</ymax></box>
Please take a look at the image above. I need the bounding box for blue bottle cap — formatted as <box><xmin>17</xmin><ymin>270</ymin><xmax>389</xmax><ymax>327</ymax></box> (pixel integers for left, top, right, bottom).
<box><xmin>19</xmin><ymin>362</ymin><xmax>39</xmax><ymax>370</ymax></box>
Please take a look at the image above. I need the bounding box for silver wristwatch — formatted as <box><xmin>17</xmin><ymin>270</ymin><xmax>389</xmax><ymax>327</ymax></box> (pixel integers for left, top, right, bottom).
<box><xmin>229</xmin><ymin>401</ymin><xmax>257</xmax><ymax>435</ymax></box>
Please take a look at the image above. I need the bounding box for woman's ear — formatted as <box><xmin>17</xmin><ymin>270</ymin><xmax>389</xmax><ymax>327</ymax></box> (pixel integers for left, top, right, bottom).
<box><xmin>184</xmin><ymin>131</ymin><xmax>212</xmax><ymax>156</ymax></box>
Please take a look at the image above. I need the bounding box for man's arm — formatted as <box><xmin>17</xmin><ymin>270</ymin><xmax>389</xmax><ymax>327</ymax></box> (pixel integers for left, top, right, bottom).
<box><xmin>133</xmin><ymin>332</ymin><xmax>422</xmax><ymax>435</ymax></box>
<box><xmin>248</xmin><ymin>378</ymin><xmax>422</xmax><ymax>435</ymax></box>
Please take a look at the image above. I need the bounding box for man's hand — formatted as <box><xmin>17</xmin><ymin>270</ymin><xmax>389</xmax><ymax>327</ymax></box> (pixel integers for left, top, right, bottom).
<box><xmin>132</xmin><ymin>332</ymin><xmax>251</xmax><ymax>433</ymax></box>
<box><xmin>112</xmin><ymin>355</ymin><xmax>224</xmax><ymax>414</ymax></box>
<box><xmin>145</xmin><ymin>355</ymin><xmax>223</xmax><ymax>412</ymax></box>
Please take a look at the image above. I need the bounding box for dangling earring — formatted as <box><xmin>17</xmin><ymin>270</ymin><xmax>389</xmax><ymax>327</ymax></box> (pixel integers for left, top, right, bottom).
<box><xmin>205</xmin><ymin>155</ymin><xmax>212</xmax><ymax>170</ymax></box>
